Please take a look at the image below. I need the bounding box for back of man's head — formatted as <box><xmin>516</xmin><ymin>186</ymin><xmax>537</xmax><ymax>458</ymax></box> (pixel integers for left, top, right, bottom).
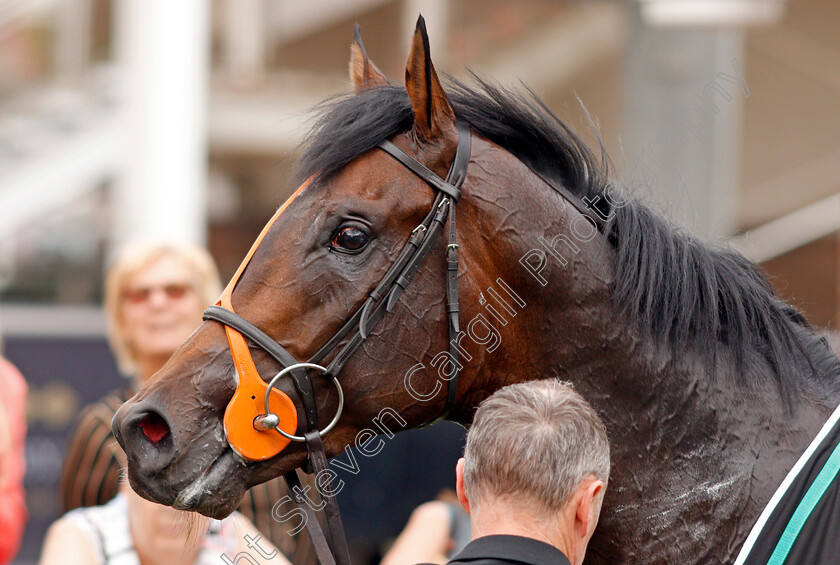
<box><xmin>462</xmin><ymin>379</ymin><xmax>610</xmax><ymax>522</ymax></box>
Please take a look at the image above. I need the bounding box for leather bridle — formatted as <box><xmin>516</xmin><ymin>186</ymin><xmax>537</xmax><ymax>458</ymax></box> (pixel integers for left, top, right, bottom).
<box><xmin>202</xmin><ymin>120</ymin><xmax>472</xmax><ymax>565</ymax></box>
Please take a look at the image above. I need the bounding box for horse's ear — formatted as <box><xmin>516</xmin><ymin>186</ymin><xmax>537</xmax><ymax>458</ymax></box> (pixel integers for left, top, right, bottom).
<box><xmin>405</xmin><ymin>15</ymin><xmax>456</xmax><ymax>142</ymax></box>
<box><xmin>350</xmin><ymin>24</ymin><xmax>389</xmax><ymax>92</ymax></box>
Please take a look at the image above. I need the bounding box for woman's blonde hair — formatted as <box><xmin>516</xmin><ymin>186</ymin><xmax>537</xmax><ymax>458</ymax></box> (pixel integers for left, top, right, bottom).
<box><xmin>104</xmin><ymin>242</ymin><xmax>222</xmax><ymax>376</ymax></box>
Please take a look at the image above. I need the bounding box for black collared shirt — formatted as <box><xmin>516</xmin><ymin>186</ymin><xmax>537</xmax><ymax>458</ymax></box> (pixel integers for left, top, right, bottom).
<box><xmin>419</xmin><ymin>534</ymin><xmax>571</xmax><ymax>565</ymax></box>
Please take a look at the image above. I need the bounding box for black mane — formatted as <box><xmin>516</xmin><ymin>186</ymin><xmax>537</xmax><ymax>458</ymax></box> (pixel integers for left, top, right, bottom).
<box><xmin>296</xmin><ymin>77</ymin><xmax>840</xmax><ymax>406</ymax></box>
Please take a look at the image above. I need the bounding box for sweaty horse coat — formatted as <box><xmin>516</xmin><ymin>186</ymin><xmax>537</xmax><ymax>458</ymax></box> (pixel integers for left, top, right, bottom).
<box><xmin>112</xmin><ymin>20</ymin><xmax>840</xmax><ymax>564</ymax></box>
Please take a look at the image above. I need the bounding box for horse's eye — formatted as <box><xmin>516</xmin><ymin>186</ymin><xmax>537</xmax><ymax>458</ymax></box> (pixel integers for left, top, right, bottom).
<box><xmin>331</xmin><ymin>226</ymin><xmax>369</xmax><ymax>254</ymax></box>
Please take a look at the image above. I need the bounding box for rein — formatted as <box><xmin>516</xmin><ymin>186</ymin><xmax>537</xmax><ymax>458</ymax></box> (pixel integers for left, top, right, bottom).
<box><xmin>202</xmin><ymin>120</ymin><xmax>472</xmax><ymax>565</ymax></box>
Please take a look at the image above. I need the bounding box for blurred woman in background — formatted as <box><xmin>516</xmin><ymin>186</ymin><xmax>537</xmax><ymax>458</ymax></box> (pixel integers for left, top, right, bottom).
<box><xmin>58</xmin><ymin>241</ymin><xmax>320</xmax><ymax>564</ymax></box>
<box><xmin>59</xmin><ymin>241</ymin><xmax>221</xmax><ymax>511</ymax></box>
<box><xmin>40</xmin><ymin>480</ymin><xmax>290</xmax><ymax>565</ymax></box>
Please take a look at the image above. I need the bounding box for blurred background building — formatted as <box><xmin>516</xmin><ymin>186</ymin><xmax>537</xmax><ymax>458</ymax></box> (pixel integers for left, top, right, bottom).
<box><xmin>0</xmin><ymin>0</ymin><xmax>837</xmax><ymax>563</ymax></box>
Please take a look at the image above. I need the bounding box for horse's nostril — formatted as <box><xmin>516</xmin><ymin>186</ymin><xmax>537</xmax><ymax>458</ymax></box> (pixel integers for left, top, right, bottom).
<box><xmin>116</xmin><ymin>402</ymin><xmax>177</xmax><ymax>476</ymax></box>
<box><xmin>138</xmin><ymin>412</ymin><xmax>170</xmax><ymax>445</ymax></box>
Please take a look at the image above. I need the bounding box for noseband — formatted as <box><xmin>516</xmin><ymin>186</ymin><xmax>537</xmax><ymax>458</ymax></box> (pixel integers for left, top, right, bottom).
<box><xmin>202</xmin><ymin>120</ymin><xmax>472</xmax><ymax>565</ymax></box>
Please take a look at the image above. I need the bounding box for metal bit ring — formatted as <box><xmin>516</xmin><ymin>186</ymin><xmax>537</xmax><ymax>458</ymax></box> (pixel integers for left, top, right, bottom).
<box><xmin>262</xmin><ymin>362</ymin><xmax>344</xmax><ymax>442</ymax></box>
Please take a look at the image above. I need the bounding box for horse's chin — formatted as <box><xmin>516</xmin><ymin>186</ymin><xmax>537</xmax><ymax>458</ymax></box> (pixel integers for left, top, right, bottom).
<box><xmin>171</xmin><ymin>448</ymin><xmax>247</xmax><ymax>518</ymax></box>
<box><xmin>128</xmin><ymin>448</ymin><xmax>247</xmax><ymax>520</ymax></box>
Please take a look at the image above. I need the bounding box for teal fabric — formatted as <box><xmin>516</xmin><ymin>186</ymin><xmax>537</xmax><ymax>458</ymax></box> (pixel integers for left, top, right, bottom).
<box><xmin>768</xmin><ymin>440</ymin><xmax>840</xmax><ymax>565</ymax></box>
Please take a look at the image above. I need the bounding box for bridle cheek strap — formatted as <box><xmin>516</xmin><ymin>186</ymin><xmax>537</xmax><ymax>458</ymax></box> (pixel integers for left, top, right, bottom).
<box><xmin>214</xmin><ymin>179</ymin><xmax>312</xmax><ymax>462</ymax></box>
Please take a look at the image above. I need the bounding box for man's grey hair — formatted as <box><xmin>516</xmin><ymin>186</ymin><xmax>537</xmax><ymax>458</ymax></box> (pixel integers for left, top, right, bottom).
<box><xmin>463</xmin><ymin>380</ymin><xmax>610</xmax><ymax>518</ymax></box>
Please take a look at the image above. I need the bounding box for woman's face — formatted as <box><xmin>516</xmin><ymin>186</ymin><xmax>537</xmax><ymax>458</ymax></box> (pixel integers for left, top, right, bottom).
<box><xmin>119</xmin><ymin>254</ymin><xmax>205</xmax><ymax>372</ymax></box>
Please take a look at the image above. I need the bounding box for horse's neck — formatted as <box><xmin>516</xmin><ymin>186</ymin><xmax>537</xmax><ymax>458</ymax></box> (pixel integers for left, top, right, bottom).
<box><xmin>586</xmin><ymin>354</ymin><xmax>833</xmax><ymax>562</ymax></box>
<box><xmin>458</xmin><ymin>155</ymin><xmax>836</xmax><ymax>560</ymax></box>
<box><xmin>453</xmin><ymin>155</ymin><xmax>626</xmax><ymax>417</ymax></box>
<box><xmin>579</xmin><ymin>321</ymin><xmax>837</xmax><ymax>561</ymax></box>
<box><xmin>549</xmin><ymin>311</ymin><xmax>833</xmax><ymax>561</ymax></box>
<box><xmin>457</xmin><ymin>143</ymin><xmax>637</xmax><ymax>405</ymax></box>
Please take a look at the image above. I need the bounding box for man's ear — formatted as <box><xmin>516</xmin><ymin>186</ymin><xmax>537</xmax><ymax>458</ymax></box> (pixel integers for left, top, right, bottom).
<box><xmin>574</xmin><ymin>479</ymin><xmax>604</xmax><ymax>539</ymax></box>
<box><xmin>455</xmin><ymin>458</ymin><xmax>471</xmax><ymax>515</ymax></box>
<box><xmin>404</xmin><ymin>15</ymin><xmax>456</xmax><ymax>142</ymax></box>
<box><xmin>349</xmin><ymin>23</ymin><xmax>389</xmax><ymax>92</ymax></box>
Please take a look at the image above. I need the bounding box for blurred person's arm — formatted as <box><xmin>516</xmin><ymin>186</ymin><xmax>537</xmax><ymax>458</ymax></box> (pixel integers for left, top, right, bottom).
<box><xmin>380</xmin><ymin>501</ymin><xmax>453</xmax><ymax>565</ymax></box>
<box><xmin>59</xmin><ymin>392</ymin><xmax>129</xmax><ymax>511</ymax></box>
<box><xmin>0</xmin><ymin>399</ymin><xmax>9</xmax><ymax>489</ymax></box>
<box><xmin>38</xmin><ymin>518</ymin><xmax>99</xmax><ymax>565</ymax></box>
<box><xmin>0</xmin><ymin>357</ymin><xmax>28</xmax><ymax>565</ymax></box>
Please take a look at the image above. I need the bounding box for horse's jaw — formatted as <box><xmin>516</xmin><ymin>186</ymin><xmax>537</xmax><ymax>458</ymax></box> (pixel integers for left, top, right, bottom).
<box><xmin>120</xmin><ymin>423</ymin><xmax>312</xmax><ymax>520</ymax></box>
<box><xmin>170</xmin><ymin>448</ymin><xmax>247</xmax><ymax>518</ymax></box>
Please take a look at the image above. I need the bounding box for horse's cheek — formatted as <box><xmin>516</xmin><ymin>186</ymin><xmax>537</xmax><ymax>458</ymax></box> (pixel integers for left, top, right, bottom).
<box><xmin>190</xmin><ymin>348</ymin><xmax>237</xmax><ymax>407</ymax></box>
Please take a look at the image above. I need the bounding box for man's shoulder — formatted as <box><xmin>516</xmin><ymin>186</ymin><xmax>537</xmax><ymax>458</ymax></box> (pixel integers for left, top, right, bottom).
<box><xmin>441</xmin><ymin>535</ymin><xmax>571</xmax><ymax>565</ymax></box>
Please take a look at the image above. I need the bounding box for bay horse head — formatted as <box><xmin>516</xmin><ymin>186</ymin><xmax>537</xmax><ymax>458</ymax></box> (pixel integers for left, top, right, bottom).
<box><xmin>113</xmin><ymin>17</ymin><xmax>840</xmax><ymax>563</ymax></box>
<box><xmin>114</xmin><ymin>17</ymin><xmax>603</xmax><ymax>518</ymax></box>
